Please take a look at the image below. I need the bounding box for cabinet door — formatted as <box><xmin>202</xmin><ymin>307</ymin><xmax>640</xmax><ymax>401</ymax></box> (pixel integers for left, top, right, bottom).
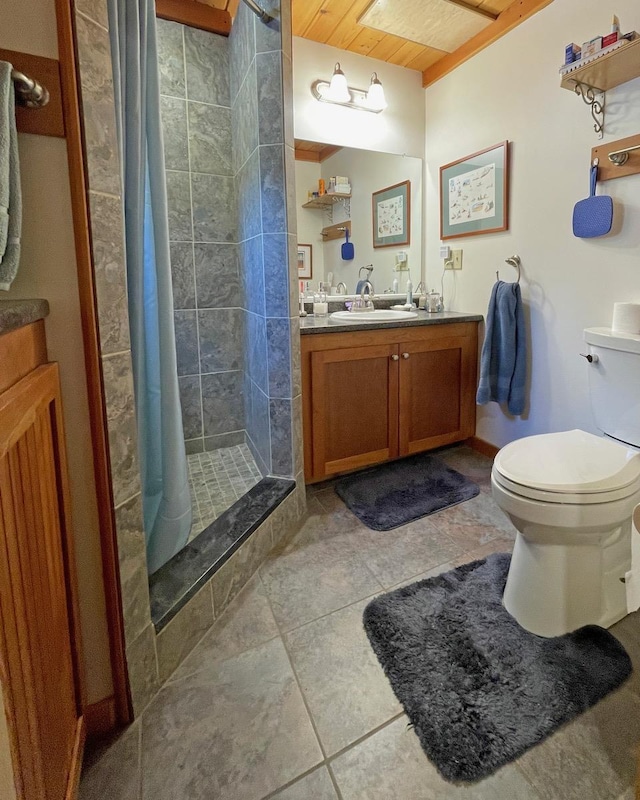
<box><xmin>398</xmin><ymin>333</ymin><xmax>476</xmax><ymax>455</ymax></box>
<box><xmin>310</xmin><ymin>343</ymin><xmax>399</xmax><ymax>480</ymax></box>
<box><xmin>0</xmin><ymin>364</ymin><xmax>84</xmax><ymax>799</ymax></box>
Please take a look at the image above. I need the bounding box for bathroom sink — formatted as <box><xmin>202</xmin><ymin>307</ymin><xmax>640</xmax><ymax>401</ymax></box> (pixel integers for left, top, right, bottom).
<box><xmin>330</xmin><ymin>309</ymin><xmax>418</xmax><ymax>322</ymax></box>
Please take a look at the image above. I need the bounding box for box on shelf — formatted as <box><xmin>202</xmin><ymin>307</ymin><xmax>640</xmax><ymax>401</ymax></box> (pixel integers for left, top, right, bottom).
<box><xmin>564</xmin><ymin>42</ymin><xmax>581</xmax><ymax>64</ymax></box>
<box><xmin>582</xmin><ymin>36</ymin><xmax>603</xmax><ymax>58</ymax></box>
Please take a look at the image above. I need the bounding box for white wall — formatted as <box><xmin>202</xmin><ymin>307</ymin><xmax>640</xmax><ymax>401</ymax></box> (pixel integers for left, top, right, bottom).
<box><xmin>293</xmin><ymin>37</ymin><xmax>425</xmax><ymax>158</ymax></box>
<box><xmin>424</xmin><ymin>0</ymin><xmax>640</xmax><ymax>448</ymax></box>
<box><xmin>294</xmin><ymin>160</ymin><xmax>325</xmax><ymax>287</ymax></box>
<box><xmin>319</xmin><ymin>149</ymin><xmax>423</xmax><ymax>292</ymax></box>
<box><xmin>2</xmin><ymin>0</ymin><xmax>113</xmax><ymax>704</ymax></box>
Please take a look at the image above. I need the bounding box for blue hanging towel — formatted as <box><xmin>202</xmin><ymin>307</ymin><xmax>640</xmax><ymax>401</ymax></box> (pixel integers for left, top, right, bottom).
<box><xmin>476</xmin><ymin>280</ymin><xmax>527</xmax><ymax>416</ymax></box>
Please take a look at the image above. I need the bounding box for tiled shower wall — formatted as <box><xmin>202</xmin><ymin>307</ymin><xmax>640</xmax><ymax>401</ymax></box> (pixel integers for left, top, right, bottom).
<box><xmin>157</xmin><ymin>20</ymin><xmax>246</xmax><ymax>455</ymax></box>
<box><xmin>74</xmin><ymin>0</ymin><xmax>306</xmax><ymax>716</ymax></box>
<box><xmin>231</xmin><ymin>0</ymin><xmax>302</xmax><ymax>479</ymax></box>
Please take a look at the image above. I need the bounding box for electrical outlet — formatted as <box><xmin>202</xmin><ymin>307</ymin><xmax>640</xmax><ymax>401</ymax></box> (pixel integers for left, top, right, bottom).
<box><xmin>452</xmin><ymin>249</ymin><xmax>463</xmax><ymax>270</ymax></box>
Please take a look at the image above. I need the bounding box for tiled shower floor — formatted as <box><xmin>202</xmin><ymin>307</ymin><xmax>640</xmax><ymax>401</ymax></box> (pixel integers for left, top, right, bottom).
<box><xmin>188</xmin><ymin>444</ymin><xmax>262</xmax><ymax>540</ymax></box>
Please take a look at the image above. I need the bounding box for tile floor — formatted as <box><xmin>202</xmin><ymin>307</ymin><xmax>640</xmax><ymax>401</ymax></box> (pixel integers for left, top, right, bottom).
<box><xmin>188</xmin><ymin>444</ymin><xmax>262</xmax><ymax>540</ymax></box>
<box><xmin>81</xmin><ymin>445</ymin><xmax>640</xmax><ymax>800</ymax></box>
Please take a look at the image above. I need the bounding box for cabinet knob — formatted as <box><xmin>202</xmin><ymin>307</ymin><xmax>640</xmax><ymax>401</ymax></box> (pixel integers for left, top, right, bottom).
<box><xmin>390</xmin><ymin>354</ymin><xmax>400</xmax><ymax>361</ymax></box>
<box><xmin>402</xmin><ymin>352</ymin><xmax>410</xmax><ymax>359</ymax></box>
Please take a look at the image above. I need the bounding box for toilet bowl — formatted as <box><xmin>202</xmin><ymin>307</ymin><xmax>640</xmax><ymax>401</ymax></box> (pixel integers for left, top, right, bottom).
<box><xmin>492</xmin><ymin>429</ymin><xmax>640</xmax><ymax>637</ymax></box>
<box><xmin>491</xmin><ymin>327</ymin><xmax>640</xmax><ymax>637</ymax></box>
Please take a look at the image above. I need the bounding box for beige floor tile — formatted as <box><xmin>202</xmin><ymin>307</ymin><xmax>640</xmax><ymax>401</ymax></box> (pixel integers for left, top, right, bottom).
<box><xmin>285</xmin><ymin>598</ymin><xmax>402</xmax><ymax>756</ymax></box>
<box><xmin>140</xmin><ymin>638</ymin><xmax>322</xmax><ymax>800</ymax></box>
<box><xmin>270</xmin><ymin>767</ymin><xmax>338</xmax><ymax>799</ymax></box>
<box><xmin>354</xmin><ymin>518</ymin><xmax>466</xmax><ymax>588</ymax></box>
<box><xmin>168</xmin><ymin>574</ymin><xmax>280</xmax><ymax>681</ymax></box>
<box><xmin>429</xmin><ymin>492</ymin><xmax>516</xmax><ymax>552</ymax></box>
<box><xmin>330</xmin><ymin>716</ymin><xmax>541</xmax><ymax>800</ymax></box>
<box><xmin>516</xmin><ymin>686</ymin><xmax>640</xmax><ymax>800</ymax></box>
<box><xmin>260</xmin><ymin>536</ymin><xmax>382</xmax><ymax>631</ymax></box>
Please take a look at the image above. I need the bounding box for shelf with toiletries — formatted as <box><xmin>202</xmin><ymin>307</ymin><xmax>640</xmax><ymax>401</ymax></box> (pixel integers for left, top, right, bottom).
<box><xmin>560</xmin><ymin>37</ymin><xmax>640</xmax><ymax>92</ymax></box>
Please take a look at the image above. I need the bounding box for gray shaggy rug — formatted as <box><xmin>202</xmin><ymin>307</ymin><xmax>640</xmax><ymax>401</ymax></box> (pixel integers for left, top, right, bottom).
<box><xmin>363</xmin><ymin>553</ymin><xmax>632</xmax><ymax>782</ymax></box>
<box><xmin>334</xmin><ymin>452</ymin><xmax>479</xmax><ymax>531</ymax></box>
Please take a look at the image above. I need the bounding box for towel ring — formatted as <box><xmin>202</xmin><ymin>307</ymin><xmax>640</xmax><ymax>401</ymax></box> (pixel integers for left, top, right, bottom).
<box><xmin>496</xmin><ymin>255</ymin><xmax>521</xmax><ymax>284</ymax></box>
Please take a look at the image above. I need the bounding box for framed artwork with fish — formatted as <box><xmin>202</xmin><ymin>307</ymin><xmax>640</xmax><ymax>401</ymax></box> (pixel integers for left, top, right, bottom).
<box><xmin>372</xmin><ymin>180</ymin><xmax>411</xmax><ymax>248</ymax></box>
<box><xmin>440</xmin><ymin>141</ymin><xmax>509</xmax><ymax>240</ymax></box>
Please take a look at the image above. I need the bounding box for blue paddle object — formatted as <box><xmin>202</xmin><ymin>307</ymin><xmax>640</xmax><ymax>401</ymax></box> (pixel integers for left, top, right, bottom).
<box><xmin>341</xmin><ymin>228</ymin><xmax>354</xmax><ymax>260</ymax></box>
<box><xmin>572</xmin><ymin>162</ymin><xmax>613</xmax><ymax>238</ymax></box>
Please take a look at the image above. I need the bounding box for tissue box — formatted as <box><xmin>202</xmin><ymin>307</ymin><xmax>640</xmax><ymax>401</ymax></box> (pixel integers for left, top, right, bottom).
<box><xmin>602</xmin><ymin>32</ymin><xmax>619</xmax><ymax>47</ymax></box>
<box><xmin>582</xmin><ymin>36</ymin><xmax>603</xmax><ymax>58</ymax></box>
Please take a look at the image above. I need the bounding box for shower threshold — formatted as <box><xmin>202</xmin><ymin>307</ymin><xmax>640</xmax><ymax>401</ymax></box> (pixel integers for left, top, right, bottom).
<box><xmin>149</xmin><ymin>475</ymin><xmax>295</xmax><ymax>632</ymax></box>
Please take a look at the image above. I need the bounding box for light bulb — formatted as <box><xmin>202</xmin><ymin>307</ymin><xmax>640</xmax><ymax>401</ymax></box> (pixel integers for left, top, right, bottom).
<box><xmin>366</xmin><ymin>72</ymin><xmax>387</xmax><ymax>111</ymax></box>
<box><xmin>327</xmin><ymin>63</ymin><xmax>350</xmax><ymax>103</ymax></box>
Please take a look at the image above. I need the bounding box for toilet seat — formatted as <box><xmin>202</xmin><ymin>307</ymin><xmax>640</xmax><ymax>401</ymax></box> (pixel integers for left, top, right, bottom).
<box><xmin>493</xmin><ymin>429</ymin><xmax>640</xmax><ymax>505</ymax></box>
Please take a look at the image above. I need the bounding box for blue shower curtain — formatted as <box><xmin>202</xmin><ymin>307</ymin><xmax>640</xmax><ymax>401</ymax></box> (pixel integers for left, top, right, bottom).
<box><xmin>108</xmin><ymin>0</ymin><xmax>192</xmax><ymax>573</ymax></box>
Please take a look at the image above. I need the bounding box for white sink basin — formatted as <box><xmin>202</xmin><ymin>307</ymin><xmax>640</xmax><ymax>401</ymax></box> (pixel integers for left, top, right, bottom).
<box><xmin>330</xmin><ymin>309</ymin><xmax>418</xmax><ymax>322</ymax></box>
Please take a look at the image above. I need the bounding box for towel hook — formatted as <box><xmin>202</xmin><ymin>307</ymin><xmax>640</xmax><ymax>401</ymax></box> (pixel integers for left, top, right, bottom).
<box><xmin>496</xmin><ymin>255</ymin><xmax>521</xmax><ymax>284</ymax></box>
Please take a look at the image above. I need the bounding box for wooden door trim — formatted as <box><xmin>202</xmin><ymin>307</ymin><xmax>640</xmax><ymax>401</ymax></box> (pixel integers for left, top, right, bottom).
<box><xmin>54</xmin><ymin>0</ymin><xmax>132</xmax><ymax>726</ymax></box>
<box><xmin>64</xmin><ymin>717</ymin><xmax>86</xmax><ymax>800</ymax></box>
<box><xmin>156</xmin><ymin>0</ymin><xmax>232</xmax><ymax>35</ymax></box>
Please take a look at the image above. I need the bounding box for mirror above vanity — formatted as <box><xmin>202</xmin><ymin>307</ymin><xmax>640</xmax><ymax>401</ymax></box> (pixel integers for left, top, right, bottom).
<box><xmin>294</xmin><ymin>140</ymin><xmax>424</xmax><ymax>297</ymax></box>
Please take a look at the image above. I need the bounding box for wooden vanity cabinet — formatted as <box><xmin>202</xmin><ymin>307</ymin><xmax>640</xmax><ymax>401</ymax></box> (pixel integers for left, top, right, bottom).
<box><xmin>301</xmin><ymin>322</ymin><xmax>479</xmax><ymax>483</ymax></box>
<box><xmin>0</xmin><ymin>321</ymin><xmax>85</xmax><ymax>800</ymax></box>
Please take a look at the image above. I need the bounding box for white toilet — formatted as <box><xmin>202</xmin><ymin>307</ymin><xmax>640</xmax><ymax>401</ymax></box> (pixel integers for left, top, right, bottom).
<box><xmin>491</xmin><ymin>327</ymin><xmax>640</xmax><ymax>637</ymax></box>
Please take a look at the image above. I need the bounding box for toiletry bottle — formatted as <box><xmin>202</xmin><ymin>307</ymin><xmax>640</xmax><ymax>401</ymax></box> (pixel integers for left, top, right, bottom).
<box><xmin>406</xmin><ymin>278</ymin><xmax>413</xmax><ymax>307</ymax></box>
<box><xmin>392</xmin><ymin>277</ymin><xmax>399</xmax><ymax>294</ymax></box>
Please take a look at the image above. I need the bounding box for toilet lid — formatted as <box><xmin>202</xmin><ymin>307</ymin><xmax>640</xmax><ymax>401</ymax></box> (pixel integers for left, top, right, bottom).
<box><xmin>494</xmin><ymin>429</ymin><xmax>640</xmax><ymax>495</ymax></box>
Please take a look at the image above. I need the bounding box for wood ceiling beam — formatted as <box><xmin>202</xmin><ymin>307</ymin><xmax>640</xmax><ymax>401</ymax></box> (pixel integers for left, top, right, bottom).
<box><xmin>156</xmin><ymin>0</ymin><xmax>232</xmax><ymax>35</ymax></box>
<box><xmin>422</xmin><ymin>0</ymin><xmax>553</xmax><ymax>87</ymax></box>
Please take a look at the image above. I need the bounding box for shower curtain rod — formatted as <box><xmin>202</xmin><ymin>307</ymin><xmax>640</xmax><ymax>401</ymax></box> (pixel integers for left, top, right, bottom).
<box><xmin>241</xmin><ymin>0</ymin><xmax>274</xmax><ymax>24</ymax></box>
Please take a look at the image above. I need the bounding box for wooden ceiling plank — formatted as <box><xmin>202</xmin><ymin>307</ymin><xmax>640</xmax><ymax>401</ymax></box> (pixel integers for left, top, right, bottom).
<box><xmin>227</xmin><ymin>0</ymin><xmax>240</xmax><ymax>17</ymax></box>
<box><xmin>293</xmin><ymin>0</ymin><xmax>329</xmax><ymax>37</ymax></box>
<box><xmin>392</xmin><ymin>40</ymin><xmax>430</xmax><ymax>68</ymax></box>
<box><xmin>319</xmin><ymin>145</ymin><xmax>343</xmax><ymax>161</ymax></box>
<box><xmin>345</xmin><ymin>28</ymin><xmax>389</xmax><ymax>57</ymax></box>
<box><xmin>324</xmin><ymin>0</ymin><xmax>376</xmax><ymax>50</ymax></box>
<box><xmin>367</xmin><ymin>32</ymin><xmax>413</xmax><ymax>63</ymax></box>
<box><xmin>422</xmin><ymin>0</ymin><xmax>553</xmax><ymax>86</ymax></box>
<box><xmin>304</xmin><ymin>0</ymin><xmax>364</xmax><ymax>45</ymax></box>
<box><xmin>156</xmin><ymin>0</ymin><xmax>231</xmax><ymax>34</ymax></box>
<box><xmin>404</xmin><ymin>45</ymin><xmax>449</xmax><ymax>72</ymax></box>
<box><xmin>295</xmin><ymin>148</ymin><xmax>321</xmax><ymax>162</ymax></box>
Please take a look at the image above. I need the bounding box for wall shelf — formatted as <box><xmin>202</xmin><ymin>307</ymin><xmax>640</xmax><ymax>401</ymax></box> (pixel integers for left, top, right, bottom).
<box><xmin>560</xmin><ymin>39</ymin><xmax>640</xmax><ymax>138</ymax></box>
<box><xmin>302</xmin><ymin>193</ymin><xmax>351</xmax><ymax>209</ymax></box>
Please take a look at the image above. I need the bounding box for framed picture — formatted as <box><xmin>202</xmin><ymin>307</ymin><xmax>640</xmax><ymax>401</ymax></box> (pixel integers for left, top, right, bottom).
<box><xmin>297</xmin><ymin>243</ymin><xmax>312</xmax><ymax>279</ymax></box>
<box><xmin>440</xmin><ymin>141</ymin><xmax>509</xmax><ymax>240</ymax></box>
<box><xmin>372</xmin><ymin>180</ymin><xmax>411</xmax><ymax>248</ymax></box>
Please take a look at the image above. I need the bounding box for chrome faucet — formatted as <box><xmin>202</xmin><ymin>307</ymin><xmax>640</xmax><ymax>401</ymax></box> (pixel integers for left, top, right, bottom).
<box><xmin>350</xmin><ymin>280</ymin><xmax>375</xmax><ymax>312</ymax></box>
<box><xmin>336</xmin><ymin>281</ymin><xmax>347</xmax><ymax>295</ymax></box>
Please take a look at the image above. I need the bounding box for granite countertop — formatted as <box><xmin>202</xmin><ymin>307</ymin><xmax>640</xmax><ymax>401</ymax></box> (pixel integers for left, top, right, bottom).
<box><xmin>300</xmin><ymin>309</ymin><xmax>483</xmax><ymax>335</ymax></box>
<box><xmin>0</xmin><ymin>299</ymin><xmax>50</xmax><ymax>336</ymax></box>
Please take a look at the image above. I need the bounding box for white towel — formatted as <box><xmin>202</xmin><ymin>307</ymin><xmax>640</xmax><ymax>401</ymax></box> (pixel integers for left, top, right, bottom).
<box><xmin>0</xmin><ymin>61</ymin><xmax>22</xmax><ymax>291</ymax></box>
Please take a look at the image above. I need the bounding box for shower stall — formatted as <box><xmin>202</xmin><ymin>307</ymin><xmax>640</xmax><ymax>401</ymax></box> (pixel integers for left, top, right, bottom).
<box><xmin>154</xmin><ymin>1</ymin><xmax>298</xmax><ymax>563</ymax></box>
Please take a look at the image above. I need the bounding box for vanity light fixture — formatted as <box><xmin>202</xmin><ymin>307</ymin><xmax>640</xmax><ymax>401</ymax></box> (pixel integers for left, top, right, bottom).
<box><xmin>311</xmin><ymin>63</ymin><xmax>388</xmax><ymax>113</ymax></box>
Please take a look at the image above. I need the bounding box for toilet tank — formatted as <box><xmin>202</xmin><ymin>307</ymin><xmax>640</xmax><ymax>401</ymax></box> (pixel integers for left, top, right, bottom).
<box><xmin>584</xmin><ymin>327</ymin><xmax>640</xmax><ymax>448</ymax></box>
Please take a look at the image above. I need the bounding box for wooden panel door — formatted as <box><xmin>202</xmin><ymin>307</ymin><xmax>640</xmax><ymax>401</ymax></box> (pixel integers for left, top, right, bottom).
<box><xmin>398</xmin><ymin>333</ymin><xmax>477</xmax><ymax>455</ymax></box>
<box><xmin>0</xmin><ymin>363</ymin><xmax>85</xmax><ymax>799</ymax></box>
<box><xmin>310</xmin><ymin>343</ymin><xmax>399</xmax><ymax>480</ymax></box>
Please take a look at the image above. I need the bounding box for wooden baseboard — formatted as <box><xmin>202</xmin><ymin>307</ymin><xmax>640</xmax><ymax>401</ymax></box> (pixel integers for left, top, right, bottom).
<box><xmin>467</xmin><ymin>436</ymin><xmax>499</xmax><ymax>459</ymax></box>
<box><xmin>85</xmin><ymin>696</ymin><xmax>117</xmax><ymax>738</ymax></box>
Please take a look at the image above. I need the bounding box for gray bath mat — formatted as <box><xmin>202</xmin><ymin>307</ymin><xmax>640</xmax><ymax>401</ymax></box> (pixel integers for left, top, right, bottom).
<box><xmin>363</xmin><ymin>553</ymin><xmax>632</xmax><ymax>783</ymax></box>
<box><xmin>334</xmin><ymin>452</ymin><xmax>479</xmax><ymax>531</ymax></box>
